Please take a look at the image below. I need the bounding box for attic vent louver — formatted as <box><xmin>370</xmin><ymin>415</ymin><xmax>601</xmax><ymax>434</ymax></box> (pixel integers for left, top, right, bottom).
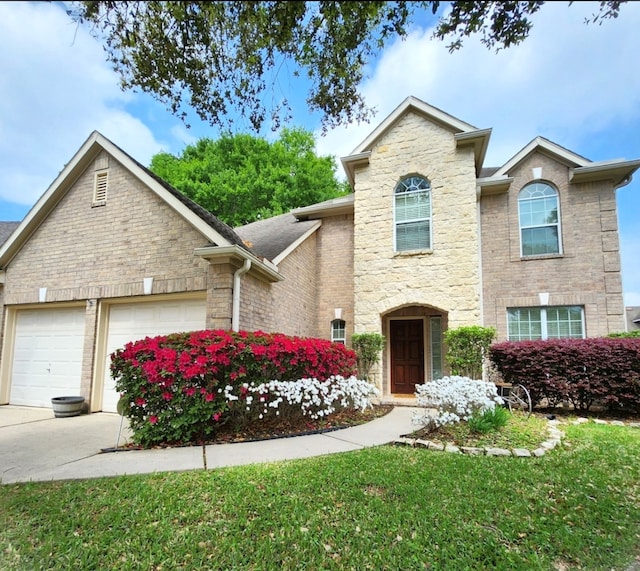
<box><xmin>93</xmin><ymin>170</ymin><xmax>108</xmax><ymax>206</ymax></box>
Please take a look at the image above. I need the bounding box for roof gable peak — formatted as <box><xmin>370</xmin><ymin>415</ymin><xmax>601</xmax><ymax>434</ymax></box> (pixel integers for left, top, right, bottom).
<box><xmin>0</xmin><ymin>131</ymin><xmax>248</xmax><ymax>267</ymax></box>
<box><xmin>351</xmin><ymin>96</ymin><xmax>479</xmax><ymax>155</ymax></box>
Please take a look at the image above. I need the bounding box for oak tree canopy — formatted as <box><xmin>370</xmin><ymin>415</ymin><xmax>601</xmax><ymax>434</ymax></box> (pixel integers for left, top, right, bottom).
<box><xmin>69</xmin><ymin>1</ymin><xmax>626</xmax><ymax>133</ymax></box>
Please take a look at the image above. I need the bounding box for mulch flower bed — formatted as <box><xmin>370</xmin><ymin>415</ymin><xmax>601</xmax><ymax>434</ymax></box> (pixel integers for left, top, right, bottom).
<box><xmin>121</xmin><ymin>405</ymin><xmax>395</xmax><ymax>450</ymax></box>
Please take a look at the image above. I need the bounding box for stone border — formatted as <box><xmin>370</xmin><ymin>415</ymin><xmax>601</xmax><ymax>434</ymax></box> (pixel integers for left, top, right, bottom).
<box><xmin>391</xmin><ymin>417</ymin><xmax>640</xmax><ymax>458</ymax></box>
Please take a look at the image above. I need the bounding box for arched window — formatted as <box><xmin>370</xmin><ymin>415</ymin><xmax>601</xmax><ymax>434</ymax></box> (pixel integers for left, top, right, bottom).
<box><xmin>394</xmin><ymin>176</ymin><xmax>431</xmax><ymax>252</ymax></box>
<box><xmin>331</xmin><ymin>319</ymin><xmax>346</xmax><ymax>344</ymax></box>
<box><xmin>518</xmin><ymin>182</ymin><xmax>561</xmax><ymax>256</ymax></box>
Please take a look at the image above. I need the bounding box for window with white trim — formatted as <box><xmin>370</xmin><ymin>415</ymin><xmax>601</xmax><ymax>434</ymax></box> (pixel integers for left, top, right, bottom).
<box><xmin>93</xmin><ymin>170</ymin><xmax>108</xmax><ymax>206</ymax></box>
<box><xmin>331</xmin><ymin>319</ymin><xmax>346</xmax><ymax>344</ymax></box>
<box><xmin>507</xmin><ymin>306</ymin><xmax>584</xmax><ymax>341</ymax></box>
<box><xmin>518</xmin><ymin>182</ymin><xmax>560</xmax><ymax>256</ymax></box>
<box><xmin>394</xmin><ymin>176</ymin><xmax>431</xmax><ymax>252</ymax></box>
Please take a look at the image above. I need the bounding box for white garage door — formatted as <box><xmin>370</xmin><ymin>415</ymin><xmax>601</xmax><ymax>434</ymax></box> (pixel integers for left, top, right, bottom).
<box><xmin>11</xmin><ymin>307</ymin><xmax>85</xmax><ymax>407</ymax></box>
<box><xmin>102</xmin><ymin>298</ymin><xmax>206</xmax><ymax>412</ymax></box>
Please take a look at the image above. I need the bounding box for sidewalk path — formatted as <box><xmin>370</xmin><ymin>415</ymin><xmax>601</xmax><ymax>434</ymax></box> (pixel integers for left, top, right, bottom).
<box><xmin>0</xmin><ymin>405</ymin><xmax>422</xmax><ymax>484</ymax></box>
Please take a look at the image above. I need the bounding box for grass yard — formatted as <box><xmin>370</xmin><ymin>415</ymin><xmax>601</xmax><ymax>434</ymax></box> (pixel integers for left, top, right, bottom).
<box><xmin>1</xmin><ymin>420</ymin><xmax>639</xmax><ymax>570</ymax></box>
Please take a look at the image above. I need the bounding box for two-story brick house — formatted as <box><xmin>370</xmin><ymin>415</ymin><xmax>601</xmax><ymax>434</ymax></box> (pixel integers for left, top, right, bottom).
<box><xmin>1</xmin><ymin>96</ymin><xmax>638</xmax><ymax>410</ymax></box>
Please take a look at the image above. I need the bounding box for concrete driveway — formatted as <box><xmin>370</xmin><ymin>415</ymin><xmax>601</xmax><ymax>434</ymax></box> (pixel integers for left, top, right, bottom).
<box><xmin>0</xmin><ymin>405</ymin><xmax>132</xmax><ymax>484</ymax></box>
<box><xmin>0</xmin><ymin>404</ymin><xmax>422</xmax><ymax>485</ymax></box>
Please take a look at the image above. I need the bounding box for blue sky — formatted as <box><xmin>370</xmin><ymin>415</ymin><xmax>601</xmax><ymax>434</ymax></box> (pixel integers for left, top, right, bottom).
<box><xmin>1</xmin><ymin>1</ymin><xmax>639</xmax><ymax>306</ymax></box>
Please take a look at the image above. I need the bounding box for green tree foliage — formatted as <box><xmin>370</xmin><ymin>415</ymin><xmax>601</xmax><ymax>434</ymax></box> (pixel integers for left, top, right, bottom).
<box><xmin>68</xmin><ymin>1</ymin><xmax>626</xmax><ymax>132</ymax></box>
<box><xmin>149</xmin><ymin>128</ymin><xmax>349</xmax><ymax>226</ymax></box>
<box><xmin>443</xmin><ymin>325</ymin><xmax>496</xmax><ymax>380</ymax></box>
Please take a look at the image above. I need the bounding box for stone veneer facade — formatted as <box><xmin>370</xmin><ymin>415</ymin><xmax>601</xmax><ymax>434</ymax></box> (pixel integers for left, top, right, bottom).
<box><xmin>352</xmin><ymin>111</ymin><xmax>482</xmax><ymax>389</ymax></box>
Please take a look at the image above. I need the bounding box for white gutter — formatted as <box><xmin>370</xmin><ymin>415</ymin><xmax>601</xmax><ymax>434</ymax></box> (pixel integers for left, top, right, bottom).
<box><xmin>232</xmin><ymin>258</ymin><xmax>251</xmax><ymax>331</ymax></box>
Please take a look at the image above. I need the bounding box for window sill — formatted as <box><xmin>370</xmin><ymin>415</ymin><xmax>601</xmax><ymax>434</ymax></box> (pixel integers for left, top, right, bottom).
<box><xmin>394</xmin><ymin>249</ymin><xmax>433</xmax><ymax>258</ymax></box>
<box><xmin>520</xmin><ymin>253</ymin><xmax>563</xmax><ymax>261</ymax></box>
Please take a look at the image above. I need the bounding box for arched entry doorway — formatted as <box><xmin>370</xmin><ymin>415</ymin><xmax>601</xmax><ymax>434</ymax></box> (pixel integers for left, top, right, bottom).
<box><xmin>383</xmin><ymin>305</ymin><xmax>448</xmax><ymax>396</ymax></box>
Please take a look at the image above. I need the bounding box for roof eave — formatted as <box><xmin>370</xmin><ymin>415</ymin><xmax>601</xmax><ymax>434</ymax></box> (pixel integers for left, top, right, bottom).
<box><xmin>455</xmin><ymin>128</ymin><xmax>492</xmax><ymax>177</ymax></box>
<box><xmin>0</xmin><ymin>131</ymin><xmax>238</xmax><ymax>268</ymax></box>
<box><xmin>352</xmin><ymin>96</ymin><xmax>478</xmax><ymax>156</ymax></box>
<box><xmin>477</xmin><ymin>176</ymin><xmax>515</xmax><ymax>196</ymax></box>
<box><xmin>340</xmin><ymin>152</ymin><xmax>371</xmax><ymax>189</ymax></box>
<box><xmin>272</xmin><ymin>220</ymin><xmax>322</xmax><ymax>265</ymax></box>
<box><xmin>96</xmin><ymin>135</ymin><xmax>234</xmax><ymax>247</ymax></box>
<box><xmin>194</xmin><ymin>245</ymin><xmax>283</xmax><ymax>283</ymax></box>
<box><xmin>570</xmin><ymin>159</ymin><xmax>640</xmax><ymax>188</ymax></box>
<box><xmin>292</xmin><ymin>194</ymin><xmax>355</xmax><ymax>220</ymax></box>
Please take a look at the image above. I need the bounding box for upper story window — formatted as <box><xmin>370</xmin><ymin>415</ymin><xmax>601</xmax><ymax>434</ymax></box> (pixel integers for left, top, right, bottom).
<box><xmin>518</xmin><ymin>182</ymin><xmax>560</xmax><ymax>256</ymax></box>
<box><xmin>331</xmin><ymin>319</ymin><xmax>346</xmax><ymax>344</ymax></box>
<box><xmin>394</xmin><ymin>176</ymin><xmax>431</xmax><ymax>252</ymax></box>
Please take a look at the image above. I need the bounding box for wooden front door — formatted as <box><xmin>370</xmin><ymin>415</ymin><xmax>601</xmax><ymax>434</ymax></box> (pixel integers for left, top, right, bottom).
<box><xmin>390</xmin><ymin>319</ymin><xmax>425</xmax><ymax>394</ymax></box>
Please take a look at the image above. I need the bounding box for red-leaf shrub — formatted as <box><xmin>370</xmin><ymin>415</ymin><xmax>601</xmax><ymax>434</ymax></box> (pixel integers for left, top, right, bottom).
<box><xmin>489</xmin><ymin>337</ymin><xmax>640</xmax><ymax>412</ymax></box>
<box><xmin>110</xmin><ymin>329</ymin><xmax>359</xmax><ymax>446</ymax></box>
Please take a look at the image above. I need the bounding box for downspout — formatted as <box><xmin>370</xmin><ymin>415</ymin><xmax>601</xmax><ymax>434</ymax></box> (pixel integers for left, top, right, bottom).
<box><xmin>232</xmin><ymin>258</ymin><xmax>251</xmax><ymax>332</ymax></box>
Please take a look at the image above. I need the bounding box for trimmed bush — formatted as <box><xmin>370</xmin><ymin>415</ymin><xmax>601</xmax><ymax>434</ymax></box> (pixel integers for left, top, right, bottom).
<box><xmin>110</xmin><ymin>329</ymin><xmax>364</xmax><ymax>447</ymax></box>
<box><xmin>443</xmin><ymin>326</ymin><xmax>496</xmax><ymax>380</ymax></box>
<box><xmin>351</xmin><ymin>332</ymin><xmax>385</xmax><ymax>380</ymax></box>
<box><xmin>489</xmin><ymin>337</ymin><xmax>640</xmax><ymax>412</ymax></box>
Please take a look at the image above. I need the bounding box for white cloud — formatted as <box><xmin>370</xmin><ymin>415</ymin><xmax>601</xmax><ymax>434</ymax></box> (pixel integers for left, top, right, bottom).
<box><xmin>0</xmin><ymin>2</ymin><xmax>170</xmax><ymax>206</ymax></box>
<box><xmin>316</xmin><ymin>1</ymin><xmax>640</xmax><ymax>170</ymax></box>
<box><xmin>621</xmin><ymin>233</ymin><xmax>640</xmax><ymax>307</ymax></box>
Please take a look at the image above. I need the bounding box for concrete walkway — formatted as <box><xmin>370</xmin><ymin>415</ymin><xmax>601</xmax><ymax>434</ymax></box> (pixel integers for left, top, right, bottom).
<box><xmin>0</xmin><ymin>405</ymin><xmax>422</xmax><ymax>484</ymax></box>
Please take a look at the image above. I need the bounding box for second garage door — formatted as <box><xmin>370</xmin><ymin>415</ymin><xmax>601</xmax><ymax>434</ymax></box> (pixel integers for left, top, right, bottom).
<box><xmin>101</xmin><ymin>298</ymin><xmax>207</xmax><ymax>412</ymax></box>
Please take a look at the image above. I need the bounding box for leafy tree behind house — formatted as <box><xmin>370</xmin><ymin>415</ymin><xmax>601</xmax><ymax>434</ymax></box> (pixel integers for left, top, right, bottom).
<box><xmin>69</xmin><ymin>1</ymin><xmax>627</xmax><ymax>132</ymax></box>
<box><xmin>149</xmin><ymin>128</ymin><xmax>349</xmax><ymax>227</ymax></box>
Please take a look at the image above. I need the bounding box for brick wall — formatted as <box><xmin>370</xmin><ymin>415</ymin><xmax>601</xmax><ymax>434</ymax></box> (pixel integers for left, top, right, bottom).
<box><xmin>480</xmin><ymin>151</ymin><xmax>625</xmax><ymax>338</ymax></box>
<box><xmin>314</xmin><ymin>214</ymin><xmax>354</xmax><ymax>342</ymax></box>
<box><xmin>3</xmin><ymin>152</ymin><xmax>210</xmax><ymax>305</ymax></box>
<box><xmin>240</xmin><ymin>232</ymin><xmax>319</xmax><ymax>337</ymax></box>
<box><xmin>0</xmin><ymin>151</ymin><xmax>218</xmax><ymax>406</ymax></box>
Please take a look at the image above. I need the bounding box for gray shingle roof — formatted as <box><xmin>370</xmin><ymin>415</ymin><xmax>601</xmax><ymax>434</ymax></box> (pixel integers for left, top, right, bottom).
<box><xmin>479</xmin><ymin>167</ymin><xmax>500</xmax><ymax>178</ymax></box>
<box><xmin>0</xmin><ymin>221</ymin><xmax>20</xmax><ymax>246</ymax></box>
<box><xmin>235</xmin><ymin>213</ymin><xmax>319</xmax><ymax>262</ymax></box>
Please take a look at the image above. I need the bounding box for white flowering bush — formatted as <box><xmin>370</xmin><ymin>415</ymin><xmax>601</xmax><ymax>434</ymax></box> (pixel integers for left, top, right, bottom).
<box><xmin>224</xmin><ymin>375</ymin><xmax>380</xmax><ymax>426</ymax></box>
<box><xmin>412</xmin><ymin>376</ymin><xmax>504</xmax><ymax>428</ymax></box>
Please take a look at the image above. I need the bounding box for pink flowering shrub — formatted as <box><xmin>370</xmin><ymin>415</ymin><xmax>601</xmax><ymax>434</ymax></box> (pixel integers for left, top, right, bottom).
<box><xmin>110</xmin><ymin>329</ymin><xmax>360</xmax><ymax>447</ymax></box>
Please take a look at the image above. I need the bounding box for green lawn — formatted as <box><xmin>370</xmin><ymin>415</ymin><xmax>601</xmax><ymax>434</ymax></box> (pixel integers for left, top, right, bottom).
<box><xmin>1</xmin><ymin>422</ymin><xmax>639</xmax><ymax>571</ymax></box>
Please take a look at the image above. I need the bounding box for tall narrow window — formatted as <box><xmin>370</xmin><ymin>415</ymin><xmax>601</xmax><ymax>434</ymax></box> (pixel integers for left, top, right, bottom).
<box><xmin>331</xmin><ymin>319</ymin><xmax>346</xmax><ymax>344</ymax></box>
<box><xmin>518</xmin><ymin>182</ymin><xmax>560</xmax><ymax>256</ymax></box>
<box><xmin>430</xmin><ymin>316</ymin><xmax>443</xmax><ymax>380</ymax></box>
<box><xmin>93</xmin><ymin>170</ymin><xmax>108</xmax><ymax>206</ymax></box>
<box><xmin>394</xmin><ymin>176</ymin><xmax>431</xmax><ymax>252</ymax></box>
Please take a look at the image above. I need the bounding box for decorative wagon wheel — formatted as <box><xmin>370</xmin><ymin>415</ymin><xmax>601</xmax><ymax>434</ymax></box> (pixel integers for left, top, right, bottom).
<box><xmin>507</xmin><ymin>384</ymin><xmax>532</xmax><ymax>417</ymax></box>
